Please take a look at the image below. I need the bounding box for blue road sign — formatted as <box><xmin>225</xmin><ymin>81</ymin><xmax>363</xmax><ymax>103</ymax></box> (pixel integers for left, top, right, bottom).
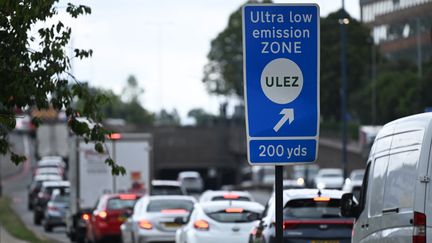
<box><xmin>242</xmin><ymin>4</ymin><xmax>320</xmax><ymax>165</ymax></box>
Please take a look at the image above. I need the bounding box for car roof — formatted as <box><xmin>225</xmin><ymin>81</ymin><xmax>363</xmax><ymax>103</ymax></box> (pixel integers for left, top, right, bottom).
<box><xmin>33</xmin><ymin>174</ymin><xmax>62</xmax><ymax>181</ymax></box>
<box><xmin>178</xmin><ymin>171</ymin><xmax>200</xmax><ymax>178</ymax></box>
<box><xmin>318</xmin><ymin>168</ymin><xmax>343</xmax><ymax>174</ymax></box>
<box><xmin>151</xmin><ymin>180</ymin><xmax>182</xmax><ymax>186</ymax></box>
<box><xmin>41</xmin><ymin>156</ymin><xmax>63</xmax><ymax>161</ymax></box>
<box><xmin>148</xmin><ymin>195</ymin><xmax>197</xmax><ymax>202</ymax></box>
<box><xmin>283</xmin><ymin>189</ymin><xmax>344</xmax><ymax>200</ymax></box>
<box><xmin>37</xmin><ymin>159</ymin><xmax>65</xmax><ymax>167</ymax></box>
<box><xmin>41</xmin><ymin>180</ymin><xmax>70</xmax><ymax>187</ymax></box>
<box><xmin>199</xmin><ymin>200</ymin><xmax>264</xmax><ymax>213</ymax></box>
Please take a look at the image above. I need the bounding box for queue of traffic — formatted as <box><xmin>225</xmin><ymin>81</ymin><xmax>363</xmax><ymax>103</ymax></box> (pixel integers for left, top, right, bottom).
<box><xmin>26</xmin><ymin>113</ymin><xmax>432</xmax><ymax>243</ymax></box>
<box><xmin>26</xmin><ymin>159</ymin><xmax>362</xmax><ymax>243</ymax></box>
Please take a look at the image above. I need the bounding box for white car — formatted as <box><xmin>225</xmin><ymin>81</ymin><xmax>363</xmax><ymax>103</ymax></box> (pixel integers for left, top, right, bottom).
<box><xmin>314</xmin><ymin>168</ymin><xmax>344</xmax><ymax>189</ymax></box>
<box><xmin>175</xmin><ymin>200</ymin><xmax>264</xmax><ymax>243</ymax></box>
<box><xmin>38</xmin><ymin>156</ymin><xmax>66</xmax><ymax>168</ymax></box>
<box><xmin>34</xmin><ymin>167</ymin><xmax>63</xmax><ymax>177</ymax></box>
<box><xmin>151</xmin><ymin>180</ymin><xmax>186</xmax><ymax>195</ymax></box>
<box><xmin>177</xmin><ymin>171</ymin><xmax>204</xmax><ymax>193</ymax></box>
<box><xmin>342</xmin><ymin>169</ymin><xmax>365</xmax><ymax>200</ymax></box>
<box><xmin>121</xmin><ymin>195</ymin><xmax>196</xmax><ymax>243</ymax></box>
<box><xmin>199</xmin><ymin>190</ymin><xmax>254</xmax><ymax>203</ymax></box>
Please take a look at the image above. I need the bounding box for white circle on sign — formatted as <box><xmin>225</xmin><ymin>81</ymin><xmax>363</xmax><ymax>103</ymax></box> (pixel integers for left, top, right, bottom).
<box><xmin>260</xmin><ymin>58</ymin><xmax>303</xmax><ymax>104</ymax></box>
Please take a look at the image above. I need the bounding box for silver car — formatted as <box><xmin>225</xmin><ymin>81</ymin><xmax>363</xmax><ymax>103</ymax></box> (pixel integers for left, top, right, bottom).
<box><xmin>43</xmin><ymin>190</ymin><xmax>69</xmax><ymax>232</ymax></box>
<box><xmin>121</xmin><ymin>195</ymin><xmax>196</xmax><ymax>243</ymax></box>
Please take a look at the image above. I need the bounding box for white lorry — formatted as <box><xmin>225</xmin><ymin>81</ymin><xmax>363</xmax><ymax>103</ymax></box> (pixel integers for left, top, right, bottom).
<box><xmin>66</xmin><ymin>133</ymin><xmax>152</xmax><ymax>243</ymax></box>
<box><xmin>36</xmin><ymin>123</ymin><xmax>69</xmax><ymax>160</ymax></box>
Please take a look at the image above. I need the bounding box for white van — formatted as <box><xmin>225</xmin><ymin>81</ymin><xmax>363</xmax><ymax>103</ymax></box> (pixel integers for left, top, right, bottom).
<box><xmin>341</xmin><ymin>113</ymin><xmax>432</xmax><ymax>243</ymax></box>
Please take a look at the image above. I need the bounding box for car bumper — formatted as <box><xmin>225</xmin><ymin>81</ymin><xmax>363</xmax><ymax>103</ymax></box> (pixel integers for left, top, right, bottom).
<box><xmin>185</xmin><ymin>231</ymin><xmax>249</xmax><ymax>243</ymax></box>
<box><xmin>45</xmin><ymin>215</ymin><xmax>66</xmax><ymax>226</ymax></box>
<box><xmin>267</xmin><ymin>237</ymin><xmax>351</xmax><ymax>243</ymax></box>
<box><xmin>137</xmin><ymin>229</ymin><xmax>176</xmax><ymax>243</ymax></box>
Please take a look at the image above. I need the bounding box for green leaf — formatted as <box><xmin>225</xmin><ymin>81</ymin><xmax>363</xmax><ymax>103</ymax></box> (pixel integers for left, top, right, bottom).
<box><xmin>94</xmin><ymin>143</ymin><xmax>104</xmax><ymax>153</ymax></box>
<box><xmin>0</xmin><ymin>139</ymin><xmax>9</xmax><ymax>154</ymax></box>
<box><xmin>31</xmin><ymin>117</ymin><xmax>42</xmax><ymax>127</ymax></box>
<box><xmin>105</xmin><ymin>158</ymin><xmax>114</xmax><ymax>166</ymax></box>
<box><xmin>10</xmin><ymin>152</ymin><xmax>26</xmax><ymax>165</ymax></box>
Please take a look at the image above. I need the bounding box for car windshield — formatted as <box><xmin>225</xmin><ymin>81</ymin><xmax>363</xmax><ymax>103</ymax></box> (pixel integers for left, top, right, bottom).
<box><xmin>183</xmin><ymin>177</ymin><xmax>199</xmax><ymax>183</ymax></box>
<box><xmin>53</xmin><ymin>194</ymin><xmax>69</xmax><ymax>203</ymax></box>
<box><xmin>107</xmin><ymin>198</ymin><xmax>138</xmax><ymax>210</ymax></box>
<box><xmin>44</xmin><ymin>186</ymin><xmax>69</xmax><ymax>195</ymax></box>
<box><xmin>283</xmin><ymin>199</ymin><xmax>345</xmax><ymax>219</ymax></box>
<box><xmin>151</xmin><ymin>186</ymin><xmax>183</xmax><ymax>195</ymax></box>
<box><xmin>353</xmin><ymin>174</ymin><xmax>364</xmax><ymax>181</ymax></box>
<box><xmin>205</xmin><ymin>210</ymin><xmax>261</xmax><ymax>223</ymax></box>
<box><xmin>147</xmin><ymin>199</ymin><xmax>194</xmax><ymax>212</ymax></box>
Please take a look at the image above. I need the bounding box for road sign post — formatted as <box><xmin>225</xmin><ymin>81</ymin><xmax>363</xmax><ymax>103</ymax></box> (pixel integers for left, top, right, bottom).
<box><xmin>242</xmin><ymin>4</ymin><xmax>320</xmax><ymax>242</ymax></box>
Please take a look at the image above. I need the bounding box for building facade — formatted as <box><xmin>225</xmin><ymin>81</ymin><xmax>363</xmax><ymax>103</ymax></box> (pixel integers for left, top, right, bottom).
<box><xmin>360</xmin><ymin>0</ymin><xmax>432</xmax><ymax>68</ymax></box>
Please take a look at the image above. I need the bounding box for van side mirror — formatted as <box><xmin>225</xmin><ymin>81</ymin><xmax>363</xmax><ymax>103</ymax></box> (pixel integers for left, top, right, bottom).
<box><xmin>340</xmin><ymin>193</ymin><xmax>360</xmax><ymax>218</ymax></box>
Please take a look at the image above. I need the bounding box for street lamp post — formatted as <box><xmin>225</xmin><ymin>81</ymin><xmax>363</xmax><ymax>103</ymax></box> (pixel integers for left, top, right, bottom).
<box><xmin>340</xmin><ymin>0</ymin><xmax>348</xmax><ymax>179</ymax></box>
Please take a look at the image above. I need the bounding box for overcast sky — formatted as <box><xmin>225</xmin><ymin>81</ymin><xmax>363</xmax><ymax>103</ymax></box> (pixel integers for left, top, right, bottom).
<box><xmin>67</xmin><ymin>0</ymin><xmax>360</xmax><ymax>124</ymax></box>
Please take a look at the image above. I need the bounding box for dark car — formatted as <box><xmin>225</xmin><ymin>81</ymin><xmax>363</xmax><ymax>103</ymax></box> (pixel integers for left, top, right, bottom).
<box><xmin>249</xmin><ymin>189</ymin><xmax>353</xmax><ymax>243</ymax></box>
<box><xmin>85</xmin><ymin>193</ymin><xmax>141</xmax><ymax>243</ymax></box>
<box><xmin>27</xmin><ymin>174</ymin><xmax>62</xmax><ymax>210</ymax></box>
<box><xmin>33</xmin><ymin>180</ymin><xmax>70</xmax><ymax>225</ymax></box>
<box><xmin>43</xmin><ymin>190</ymin><xmax>70</xmax><ymax>232</ymax></box>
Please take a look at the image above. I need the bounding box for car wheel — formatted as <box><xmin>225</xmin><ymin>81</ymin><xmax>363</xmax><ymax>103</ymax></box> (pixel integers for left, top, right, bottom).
<box><xmin>33</xmin><ymin>213</ymin><xmax>41</xmax><ymax>225</ymax></box>
<box><xmin>44</xmin><ymin>223</ymin><xmax>53</xmax><ymax>232</ymax></box>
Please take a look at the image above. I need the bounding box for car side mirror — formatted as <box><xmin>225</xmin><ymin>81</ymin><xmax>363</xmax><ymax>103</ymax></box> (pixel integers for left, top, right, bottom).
<box><xmin>340</xmin><ymin>193</ymin><xmax>360</xmax><ymax>218</ymax></box>
<box><xmin>123</xmin><ymin>207</ymin><xmax>134</xmax><ymax>218</ymax></box>
<box><xmin>174</xmin><ymin>216</ymin><xmax>187</xmax><ymax>225</ymax></box>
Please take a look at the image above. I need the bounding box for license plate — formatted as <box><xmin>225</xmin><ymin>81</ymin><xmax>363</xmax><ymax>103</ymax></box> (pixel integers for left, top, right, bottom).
<box><xmin>311</xmin><ymin>241</ymin><xmax>339</xmax><ymax>243</ymax></box>
<box><xmin>164</xmin><ymin>222</ymin><xmax>180</xmax><ymax>228</ymax></box>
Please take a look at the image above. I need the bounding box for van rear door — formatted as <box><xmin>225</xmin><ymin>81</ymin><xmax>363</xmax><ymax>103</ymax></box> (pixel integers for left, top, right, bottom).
<box><xmin>363</xmin><ymin>127</ymin><xmax>426</xmax><ymax>243</ymax></box>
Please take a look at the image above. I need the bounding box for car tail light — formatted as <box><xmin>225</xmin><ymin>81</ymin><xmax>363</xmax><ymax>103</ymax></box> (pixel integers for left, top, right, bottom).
<box><xmin>413</xmin><ymin>211</ymin><xmax>426</xmax><ymax>243</ymax></box>
<box><xmin>280</xmin><ymin>219</ymin><xmax>353</xmax><ymax>230</ymax></box>
<box><xmin>119</xmin><ymin>194</ymin><xmax>137</xmax><ymax>200</ymax></box>
<box><xmin>194</xmin><ymin>220</ymin><xmax>209</xmax><ymax>230</ymax></box>
<box><xmin>107</xmin><ymin>133</ymin><xmax>122</xmax><ymax>140</ymax></box>
<box><xmin>97</xmin><ymin>211</ymin><xmax>107</xmax><ymax>219</ymax></box>
<box><xmin>139</xmin><ymin>220</ymin><xmax>153</xmax><ymax>230</ymax></box>
<box><xmin>225</xmin><ymin>208</ymin><xmax>244</xmax><ymax>213</ymax></box>
<box><xmin>82</xmin><ymin>213</ymin><xmax>90</xmax><ymax>221</ymax></box>
<box><xmin>251</xmin><ymin>226</ymin><xmax>263</xmax><ymax>238</ymax></box>
<box><xmin>161</xmin><ymin>209</ymin><xmax>188</xmax><ymax>214</ymax></box>
<box><xmin>313</xmin><ymin>196</ymin><xmax>331</xmax><ymax>202</ymax></box>
<box><xmin>283</xmin><ymin>220</ymin><xmax>299</xmax><ymax>229</ymax></box>
<box><xmin>223</xmin><ymin>194</ymin><xmax>240</xmax><ymax>199</ymax></box>
<box><xmin>48</xmin><ymin>206</ymin><xmax>58</xmax><ymax>212</ymax></box>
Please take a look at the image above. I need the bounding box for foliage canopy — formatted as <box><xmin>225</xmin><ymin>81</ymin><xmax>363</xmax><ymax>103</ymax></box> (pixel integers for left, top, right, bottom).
<box><xmin>0</xmin><ymin>0</ymin><xmax>125</xmax><ymax>175</ymax></box>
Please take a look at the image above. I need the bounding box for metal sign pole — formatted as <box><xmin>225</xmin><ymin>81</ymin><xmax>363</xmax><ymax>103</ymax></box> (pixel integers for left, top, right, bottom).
<box><xmin>275</xmin><ymin>165</ymin><xmax>283</xmax><ymax>242</ymax></box>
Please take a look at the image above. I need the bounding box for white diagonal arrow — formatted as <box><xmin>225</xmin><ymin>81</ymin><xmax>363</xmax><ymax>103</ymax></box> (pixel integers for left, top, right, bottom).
<box><xmin>273</xmin><ymin>108</ymin><xmax>294</xmax><ymax>132</ymax></box>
